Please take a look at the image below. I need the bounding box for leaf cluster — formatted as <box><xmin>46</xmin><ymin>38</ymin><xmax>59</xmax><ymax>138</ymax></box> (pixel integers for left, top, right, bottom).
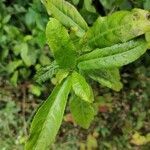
<box><xmin>25</xmin><ymin>0</ymin><xmax>150</xmax><ymax>149</ymax></box>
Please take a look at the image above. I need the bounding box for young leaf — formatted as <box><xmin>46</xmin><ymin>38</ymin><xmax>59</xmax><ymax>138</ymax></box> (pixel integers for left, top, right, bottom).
<box><xmin>71</xmin><ymin>71</ymin><xmax>94</xmax><ymax>103</ymax></box>
<box><xmin>78</xmin><ymin>39</ymin><xmax>143</xmax><ymax>61</ymax></box>
<box><xmin>70</xmin><ymin>95</ymin><xmax>95</xmax><ymax>129</ymax></box>
<box><xmin>78</xmin><ymin>41</ymin><xmax>148</xmax><ymax>70</ymax></box>
<box><xmin>80</xmin><ymin>9</ymin><xmax>150</xmax><ymax>51</ymax></box>
<box><xmin>46</xmin><ymin>18</ymin><xmax>77</xmax><ymax>69</ymax></box>
<box><xmin>25</xmin><ymin>77</ymin><xmax>71</xmax><ymax>150</ymax></box>
<box><xmin>34</xmin><ymin>61</ymin><xmax>59</xmax><ymax>83</ymax></box>
<box><xmin>55</xmin><ymin>69</ymin><xmax>69</xmax><ymax>84</ymax></box>
<box><xmin>87</xmin><ymin>68</ymin><xmax>123</xmax><ymax>91</ymax></box>
<box><xmin>42</xmin><ymin>0</ymin><xmax>88</xmax><ymax>36</ymax></box>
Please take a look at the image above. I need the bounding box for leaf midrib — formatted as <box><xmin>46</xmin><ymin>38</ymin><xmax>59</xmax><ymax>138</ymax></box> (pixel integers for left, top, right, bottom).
<box><xmin>50</xmin><ymin>0</ymin><xmax>87</xmax><ymax>34</ymax></box>
<box><xmin>34</xmin><ymin>81</ymin><xmax>69</xmax><ymax>149</ymax></box>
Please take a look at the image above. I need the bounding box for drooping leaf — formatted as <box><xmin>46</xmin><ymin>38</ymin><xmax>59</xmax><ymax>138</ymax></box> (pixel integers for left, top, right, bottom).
<box><xmin>71</xmin><ymin>71</ymin><xmax>94</xmax><ymax>103</ymax></box>
<box><xmin>25</xmin><ymin>77</ymin><xmax>71</xmax><ymax>150</ymax></box>
<box><xmin>46</xmin><ymin>18</ymin><xmax>77</xmax><ymax>69</ymax></box>
<box><xmin>78</xmin><ymin>39</ymin><xmax>143</xmax><ymax>61</ymax></box>
<box><xmin>69</xmin><ymin>95</ymin><xmax>95</xmax><ymax>129</ymax></box>
<box><xmin>80</xmin><ymin>9</ymin><xmax>150</xmax><ymax>52</ymax></box>
<box><xmin>87</xmin><ymin>68</ymin><xmax>123</xmax><ymax>91</ymax></box>
<box><xmin>42</xmin><ymin>0</ymin><xmax>88</xmax><ymax>36</ymax></box>
<box><xmin>78</xmin><ymin>41</ymin><xmax>148</xmax><ymax>70</ymax></box>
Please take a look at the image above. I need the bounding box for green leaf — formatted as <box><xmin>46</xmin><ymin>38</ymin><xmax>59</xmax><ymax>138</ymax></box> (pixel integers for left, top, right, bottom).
<box><xmin>10</xmin><ymin>71</ymin><xmax>18</xmax><ymax>87</ymax></box>
<box><xmin>145</xmin><ymin>32</ymin><xmax>150</xmax><ymax>48</ymax></box>
<box><xmin>7</xmin><ymin>60</ymin><xmax>23</xmax><ymax>74</ymax></box>
<box><xmin>144</xmin><ymin>0</ymin><xmax>150</xmax><ymax>10</ymax></box>
<box><xmin>20</xmin><ymin>43</ymin><xmax>32</xmax><ymax>67</ymax></box>
<box><xmin>70</xmin><ymin>95</ymin><xmax>95</xmax><ymax>129</ymax></box>
<box><xmin>71</xmin><ymin>0</ymin><xmax>80</xmax><ymax>5</ymax></box>
<box><xmin>42</xmin><ymin>0</ymin><xmax>88</xmax><ymax>37</ymax></box>
<box><xmin>99</xmin><ymin>0</ymin><xmax>115</xmax><ymax>10</ymax></box>
<box><xmin>71</xmin><ymin>71</ymin><xmax>94</xmax><ymax>103</ymax></box>
<box><xmin>80</xmin><ymin>9</ymin><xmax>150</xmax><ymax>52</ymax></box>
<box><xmin>87</xmin><ymin>68</ymin><xmax>123</xmax><ymax>91</ymax></box>
<box><xmin>78</xmin><ymin>39</ymin><xmax>143</xmax><ymax>61</ymax></box>
<box><xmin>20</xmin><ymin>43</ymin><xmax>38</xmax><ymax>67</ymax></box>
<box><xmin>39</xmin><ymin>55</ymin><xmax>51</xmax><ymax>66</ymax></box>
<box><xmin>25</xmin><ymin>8</ymin><xmax>36</xmax><ymax>28</ymax></box>
<box><xmin>78</xmin><ymin>41</ymin><xmax>148</xmax><ymax>70</ymax></box>
<box><xmin>29</xmin><ymin>84</ymin><xmax>42</xmax><ymax>97</ymax></box>
<box><xmin>145</xmin><ymin>32</ymin><xmax>150</xmax><ymax>41</ymax></box>
<box><xmin>34</xmin><ymin>61</ymin><xmax>59</xmax><ymax>83</ymax></box>
<box><xmin>2</xmin><ymin>14</ymin><xmax>11</xmax><ymax>24</ymax></box>
<box><xmin>25</xmin><ymin>77</ymin><xmax>71</xmax><ymax>150</ymax></box>
<box><xmin>55</xmin><ymin>69</ymin><xmax>69</xmax><ymax>84</ymax></box>
<box><xmin>46</xmin><ymin>18</ymin><xmax>77</xmax><ymax>69</ymax></box>
<box><xmin>83</xmin><ymin>0</ymin><xmax>96</xmax><ymax>13</ymax></box>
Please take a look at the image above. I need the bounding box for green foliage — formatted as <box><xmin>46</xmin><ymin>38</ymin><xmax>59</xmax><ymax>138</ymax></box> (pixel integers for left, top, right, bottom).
<box><xmin>78</xmin><ymin>38</ymin><xmax>144</xmax><ymax>61</ymax></box>
<box><xmin>0</xmin><ymin>91</ymin><xmax>24</xmax><ymax>150</ymax></box>
<box><xmin>1</xmin><ymin>0</ymin><xmax>150</xmax><ymax>149</ymax></box>
<box><xmin>0</xmin><ymin>0</ymin><xmax>50</xmax><ymax>90</ymax></box>
<box><xmin>87</xmin><ymin>68</ymin><xmax>123</xmax><ymax>91</ymax></box>
<box><xmin>25</xmin><ymin>78</ymin><xmax>71</xmax><ymax>149</ymax></box>
<box><xmin>46</xmin><ymin>18</ymin><xmax>77</xmax><ymax>69</ymax></box>
<box><xmin>34</xmin><ymin>61</ymin><xmax>59</xmax><ymax>83</ymax></box>
<box><xmin>78</xmin><ymin>40</ymin><xmax>148</xmax><ymax>70</ymax></box>
<box><xmin>71</xmin><ymin>71</ymin><xmax>94</xmax><ymax>103</ymax></box>
<box><xmin>42</xmin><ymin>0</ymin><xmax>89</xmax><ymax>36</ymax></box>
<box><xmin>80</xmin><ymin>9</ymin><xmax>150</xmax><ymax>52</ymax></box>
<box><xmin>70</xmin><ymin>95</ymin><xmax>95</xmax><ymax>129</ymax></box>
<box><xmin>25</xmin><ymin>0</ymin><xmax>150</xmax><ymax>148</ymax></box>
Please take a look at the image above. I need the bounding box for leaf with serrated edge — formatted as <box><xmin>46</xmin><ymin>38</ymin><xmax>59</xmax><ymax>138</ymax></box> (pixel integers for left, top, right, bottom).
<box><xmin>70</xmin><ymin>95</ymin><xmax>95</xmax><ymax>129</ymax></box>
<box><xmin>25</xmin><ymin>77</ymin><xmax>71</xmax><ymax>150</ymax></box>
<box><xmin>42</xmin><ymin>0</ymin><xmax>88</xmax><ymax>37</ymax></box>
<box><xmin>46</xmin><ymin>18</ymin><xmax>76</xmax><ymax>69</ymax></box>
<box><xmin>71</xmin><ymin>71</ymin><xmax>94</xmax><ymax>103</ymax></box>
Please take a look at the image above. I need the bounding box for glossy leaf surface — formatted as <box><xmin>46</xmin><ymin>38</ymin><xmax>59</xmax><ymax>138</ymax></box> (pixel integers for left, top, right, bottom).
<box><xmin>71</xmin><ymin>71</ymin><xmax>94</xmax><ymax>103</ymax></box>
<box><xmin>25</xmin><ymin>78</ymin><xmax>71</xmax><ymax>150</ymax></box>
<box><xmin>78</xmin><ymin>41</ymin><xmax>148</xmax><ymax>70</ymax></box>
<box><xmin>78</xmin><ymin>39</ymin><xmax>144</xmax><ymax>61</ymax></box>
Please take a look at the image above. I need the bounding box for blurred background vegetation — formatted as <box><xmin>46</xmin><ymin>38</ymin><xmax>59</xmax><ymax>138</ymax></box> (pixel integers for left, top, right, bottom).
<box><xmin>0</xmin><ymin>0</ymin><xmax>150</xmax><ymax>149</ymax></box>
